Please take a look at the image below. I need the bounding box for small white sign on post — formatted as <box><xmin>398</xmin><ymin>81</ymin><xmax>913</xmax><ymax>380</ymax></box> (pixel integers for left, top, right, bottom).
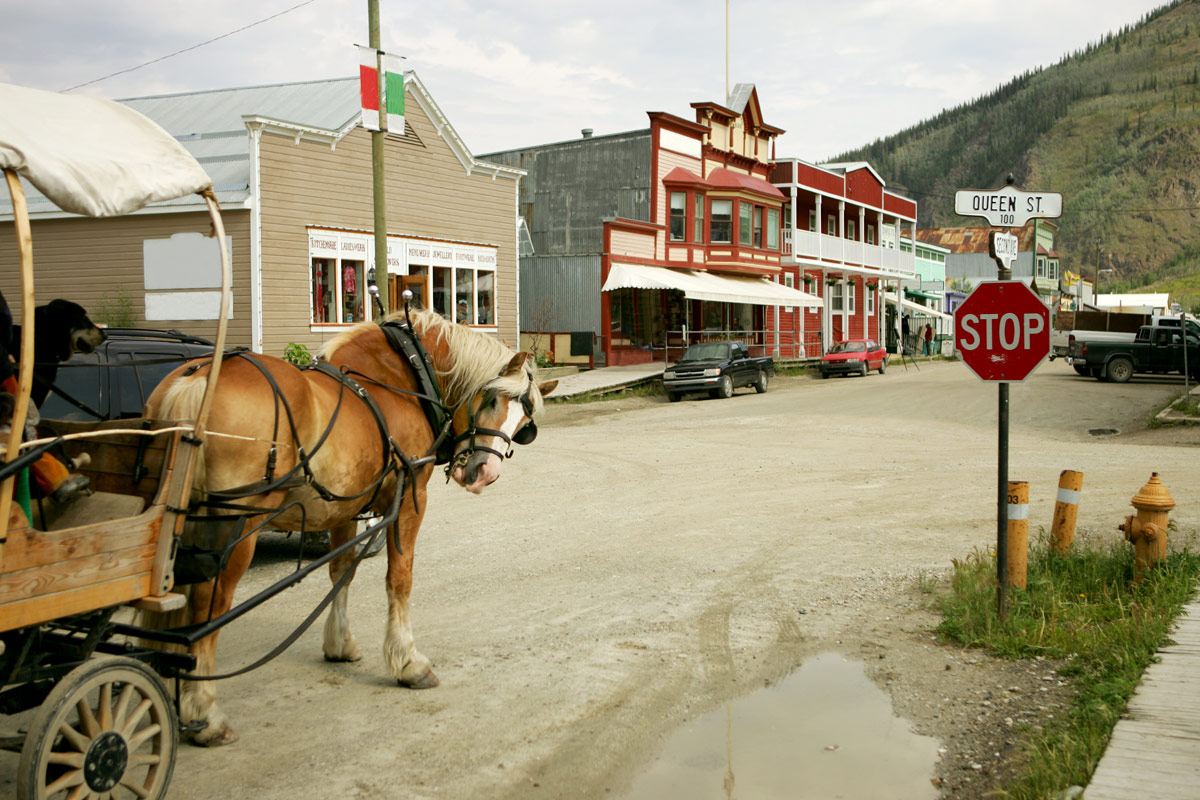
<box><xmin>989</xmin><ymin>231</ymin><xmax>1019</xmax><ymax>272</ymax></box>
<box><xmin>955</xmin><ymin>185</ymin><xmax>1063</xmax><ymax>227</ymax></box>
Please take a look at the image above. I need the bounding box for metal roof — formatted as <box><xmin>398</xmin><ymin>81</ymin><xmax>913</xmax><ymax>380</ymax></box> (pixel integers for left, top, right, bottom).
<box><xmin>2</xmin><ymin>78</ymin><xmax>362</xmax><ymax>217</ymax></box>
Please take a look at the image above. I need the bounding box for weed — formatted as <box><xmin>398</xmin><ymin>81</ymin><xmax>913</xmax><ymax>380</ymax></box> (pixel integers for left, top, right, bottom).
<box><xmin>934</xmin><ymin>535</ymin><xmax>1200</xmax><ymax>798</ymax></box>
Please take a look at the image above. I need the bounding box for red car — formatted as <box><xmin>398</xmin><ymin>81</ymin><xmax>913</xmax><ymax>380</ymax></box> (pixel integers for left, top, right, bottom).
<box><xmin>818</xmin><ymin>338</ymin><xmax>887</xmax><ymax>378</ymax></box>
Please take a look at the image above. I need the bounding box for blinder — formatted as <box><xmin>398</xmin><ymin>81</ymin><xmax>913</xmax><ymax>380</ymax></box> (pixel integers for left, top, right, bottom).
<box><xmin>445</xmin><ymin>384</ymin><xmax>538</xmax><ymax>480</ymax></box>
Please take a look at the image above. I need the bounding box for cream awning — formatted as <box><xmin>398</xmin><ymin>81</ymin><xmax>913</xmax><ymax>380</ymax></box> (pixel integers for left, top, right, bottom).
<box><xmin>883</xmin><ymin>291</ymin><xmax>953</xmax><ymax>322</ymax></box>
<box><xmin>602</xmin><ymin>263</ymin><xmax>823</xmax><ymax>307</ymax></box>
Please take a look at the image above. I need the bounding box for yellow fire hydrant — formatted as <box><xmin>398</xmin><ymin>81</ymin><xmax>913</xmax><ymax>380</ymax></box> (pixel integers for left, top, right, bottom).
<box><xmin>1118</xmin><ymin>472</ymin><xmax>1175</xmax><ymax>582</ymax></box>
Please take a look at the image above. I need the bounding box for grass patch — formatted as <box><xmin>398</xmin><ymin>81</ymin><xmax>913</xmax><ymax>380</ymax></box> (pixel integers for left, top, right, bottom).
<box><xmin>935</xmin><ymin>534</ymin><xmax>1200</xmax><ymax>799</ymax></box>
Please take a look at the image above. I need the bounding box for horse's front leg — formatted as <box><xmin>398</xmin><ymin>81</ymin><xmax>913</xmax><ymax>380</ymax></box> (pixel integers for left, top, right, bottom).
<box><xmin>384</xmin><ymin>500</ymin><xmax>439</xmax><ymax>689</ymax></box>
<box><xmin>323</xmin><ymin>519</ymin><xmax>364</xmax><ymax>662</ymax></box>
<box><xmin>180</xmin><ymin>525</ymin><xmax>261</xmax><ymax>747</ymax></box>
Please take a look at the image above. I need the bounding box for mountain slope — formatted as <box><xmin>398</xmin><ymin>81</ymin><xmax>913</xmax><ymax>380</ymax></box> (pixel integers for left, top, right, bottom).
<box><xmin>834</xmin><ymin>0</ymin><xmax>1200</xmax><ymax>309</ymax></box>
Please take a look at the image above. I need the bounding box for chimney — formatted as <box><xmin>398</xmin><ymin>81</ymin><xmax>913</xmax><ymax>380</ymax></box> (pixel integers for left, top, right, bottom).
<box><xmin>581</xmin><ymin>128</ymin><xmax>593</xmax><ymax>139</ymax></box>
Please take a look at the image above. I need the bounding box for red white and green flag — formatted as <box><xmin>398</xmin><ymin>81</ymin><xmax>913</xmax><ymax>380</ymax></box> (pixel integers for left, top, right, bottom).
<box><xmin>358</xmin><ymin>45</ymin><xmax>405</xmax><ymax>133</ymax></box>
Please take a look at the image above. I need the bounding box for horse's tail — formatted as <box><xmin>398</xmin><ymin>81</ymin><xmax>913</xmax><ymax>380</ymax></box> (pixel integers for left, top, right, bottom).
<box><xmin>154</xmin><ymin>372</ymin><xmax>210</xmax><ymax>488</ymax></box>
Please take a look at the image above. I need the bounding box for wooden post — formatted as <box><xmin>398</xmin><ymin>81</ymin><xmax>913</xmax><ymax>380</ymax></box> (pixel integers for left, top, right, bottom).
<box><xmin>1006</xmin><ymin>481</ymin><xmax>1029</xmax><ymax>590</ymax></box>
<box><xmin>369</xmin><ymin>0</ymin><xmax>389</xmax><ymax>314</ymax></box>
<box><xmin>1050</xmin><ymin>470</ymin><xmax>1083</xmax><ymax>554</ymax></box>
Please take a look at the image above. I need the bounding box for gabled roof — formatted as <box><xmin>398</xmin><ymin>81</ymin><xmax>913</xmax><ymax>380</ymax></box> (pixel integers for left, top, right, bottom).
<box><xmin>819</xmin><ymin>161</ymin><xmax>885</xmax><ymax>187</ymax></box>
<box><xmin>690</xmin><ymin>83</ymin><xmax>784</xmax><ymax>136</ymax></box>
<box><xmin>3</xmin><ymin>72</ymin><xmax>520</xmax><ymax>219</ymax></box>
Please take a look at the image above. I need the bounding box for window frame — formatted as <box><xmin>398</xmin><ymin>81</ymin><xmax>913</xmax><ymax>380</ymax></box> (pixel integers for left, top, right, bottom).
<box><xmin>693</xmin><ymin>194</ymin><xmax>704</xmax><ymax>243</ymax></box>
<box><xmin>753</xmin><ymin>206</ymin><xmax>763</xmax><ymax>249</ymax></box>
<box><xmin>710</xmin><ymin>199</ymin><xmax>733</xmax><ymax>243</ymax></box>
<box><xmin>739</xmin><ymin>202</ymin><xmax>753</xmax><ymax>246</ymax></box>
<box><xmin>827</xmin><ymin>215</ymin><xmax>836</xmax><ymax>236</ymax></box>
<box><xmin>766</xmin><ymin>208</ymin><xmax>779</xmax><ymax>250</ymax></box>
<box><xmin>669</xmin><ymin>191</ymin><xmax>686</xmax><ymax>242</ymax></box>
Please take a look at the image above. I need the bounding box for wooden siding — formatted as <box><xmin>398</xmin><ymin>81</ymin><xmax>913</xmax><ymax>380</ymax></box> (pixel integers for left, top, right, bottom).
<box><xmin>656</xmin><ymin>149</ymin><xmax>703</xmax><ymax>234</ymax></box>
<box><xmin>0</xmin><ymin>210</ymin><xmax>253</xmax><ymax>347</ymax></box>
<box><xmin>795</xmin><ymin>163</ymin><xmax>845</xmax><ymax>196</ymax></box>
<box><xmin>610</xmin><ymin>229</ymin><xmax>656</xmax><ymax>260</ymax></box>
<box><xmin>846</xmin><ymin>168</ymin><xmax>883</xmax><ymax>208</ymax></box>
<box><xmin>256</xmin><ymin>95</ymin><xmax>519</xmax><ymax>356</ymax></box>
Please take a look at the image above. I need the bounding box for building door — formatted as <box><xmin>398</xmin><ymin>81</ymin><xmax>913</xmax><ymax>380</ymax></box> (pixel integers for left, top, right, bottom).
<box><xmin>391</xmin><ymin>274</ymin><xmax>430</xmax><ymax>312</ymax></box>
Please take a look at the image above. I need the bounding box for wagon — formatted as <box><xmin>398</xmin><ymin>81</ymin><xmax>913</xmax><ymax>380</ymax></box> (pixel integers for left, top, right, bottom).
<box><xmin>0</xmin><ymin>82</ymin><xmax>397</xmax><ymax>800</ymax></box>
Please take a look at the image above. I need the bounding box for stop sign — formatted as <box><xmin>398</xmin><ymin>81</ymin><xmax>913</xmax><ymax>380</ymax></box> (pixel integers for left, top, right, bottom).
<box><xmin>954</xmin><ymin>281</ymin><xmax>1050</xmax><ymax>382</ymax></box>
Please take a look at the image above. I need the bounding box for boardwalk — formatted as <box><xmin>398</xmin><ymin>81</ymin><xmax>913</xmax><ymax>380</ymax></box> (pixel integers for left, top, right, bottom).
<box><xmin>1086</xmin><ymin>601</ymin><xmax>1200</xmax><ymax>799</ymax></box>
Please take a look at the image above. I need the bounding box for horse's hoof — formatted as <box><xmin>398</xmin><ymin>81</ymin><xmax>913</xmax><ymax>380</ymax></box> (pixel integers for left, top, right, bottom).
<box><xmin>324</xmin><ymin>649</ymin><xmax>363</xmax><ymax>663</ymax></box>
<box><xmin>398</xmin><ymin>669</ymin><xmax>440</xmax><ymax>690</ymax></box>
<box><xmin>187</xmin><ymin>723</ymin><xmax>238</xmax><ymax>747</ymax></box>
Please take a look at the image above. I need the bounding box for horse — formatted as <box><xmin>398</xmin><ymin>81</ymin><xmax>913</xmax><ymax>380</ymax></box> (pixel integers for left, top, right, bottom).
<box><xmin>143</xmin><ymin>308</ymin><xmax>557</xmax><ymax>746</ymax></box>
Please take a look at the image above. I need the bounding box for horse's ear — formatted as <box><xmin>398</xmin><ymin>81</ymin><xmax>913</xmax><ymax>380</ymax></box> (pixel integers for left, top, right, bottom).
<box><xmin>503</xmin><ymin>351</ymin><xmax>528</xmax><ymax>376</ymax></box>
<box><xmin>538</xmin><ymin>380</ymin><xmax>558</xmax><ymax>397</ymax></box>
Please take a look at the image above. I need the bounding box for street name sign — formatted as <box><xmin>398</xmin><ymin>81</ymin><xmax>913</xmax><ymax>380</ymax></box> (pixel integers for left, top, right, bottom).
<box><xmin>989</xmin><ymin>231</ymin><xmax>1019</xmax><ymax>272</ymax></box>
<box><xmin>954</xmin><ymin>281</ymin><xmax>1050</xmax><ymax>382</ymax></box>
<box><xmin>955</xmin><ymin>185</ymin><xmax>1063</xmax><ymax>226</ymax></box>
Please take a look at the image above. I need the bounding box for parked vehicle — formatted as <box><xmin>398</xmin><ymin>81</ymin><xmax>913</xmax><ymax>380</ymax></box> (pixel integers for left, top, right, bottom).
<box><xmin>819</xmin><ymin>339</ymin><xmax>888</xmax><ymax>378</ymax></box>
<box><xmin>1070</xmin><ymin>321</ymin><xmax>1200</xmax><ymax>383</ymax></box>
<box><xmin>38</xmin><ymin>328</ymin><xmax>214</xmax><ymax>421</ymax></box>
<box><xmin>661</xmin><ymin>340</ymin><xmax>773</xmax><ymax>401</ymax></box>
<box><xmin>1053</xmin><ymin>309</ymin><xmax>1151</xmax><ymax>360</ymax></box>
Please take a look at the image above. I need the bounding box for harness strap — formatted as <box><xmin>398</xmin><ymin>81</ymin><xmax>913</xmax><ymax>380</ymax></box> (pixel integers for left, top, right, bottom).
<box><xmin>379</xmin><ymin>321</ymin><xmax>456</xmax><ymax>465</ymax></box>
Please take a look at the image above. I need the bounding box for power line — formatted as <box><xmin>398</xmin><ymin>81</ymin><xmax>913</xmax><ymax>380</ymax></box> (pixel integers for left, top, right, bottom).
<box><xmin>62</xmin><ymin>0</ymin><xmax>318</xmax><ymax>92</ymax></box>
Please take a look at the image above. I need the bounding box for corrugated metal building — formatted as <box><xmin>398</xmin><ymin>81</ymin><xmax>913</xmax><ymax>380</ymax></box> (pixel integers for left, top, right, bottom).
<box><xmin>482</xmin><ymin>129</ymin><xmax>651</xmax><ymax>359</ymax></box>
<box><xmin>1</xmin><ymin>74</ymin><xmax>525</xmax><ymax>355</ymax></box>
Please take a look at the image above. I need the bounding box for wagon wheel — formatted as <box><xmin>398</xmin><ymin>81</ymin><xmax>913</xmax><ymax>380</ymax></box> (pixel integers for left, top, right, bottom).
<box><xmin>18</xmin><ymin>656</ymin><xmax>177</xmax><ymax>800</ymax></box>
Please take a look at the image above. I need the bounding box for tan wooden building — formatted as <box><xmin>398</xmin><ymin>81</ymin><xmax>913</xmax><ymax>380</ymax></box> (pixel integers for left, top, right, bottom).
<box><xmin>0</xmin><ymin>74</ymin><xmax>524</xmax><ymax>355</ymax></box>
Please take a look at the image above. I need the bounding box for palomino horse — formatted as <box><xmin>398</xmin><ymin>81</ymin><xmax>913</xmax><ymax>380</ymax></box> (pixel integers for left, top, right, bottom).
<box><xmin>143</xmin><ymin>309</ymin><xmax>556</xmax><ymax>746</ymax></box>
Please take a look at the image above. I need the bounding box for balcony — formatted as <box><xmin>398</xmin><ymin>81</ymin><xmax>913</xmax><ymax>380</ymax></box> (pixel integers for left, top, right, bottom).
<box><xmin>782</xmin><ymin>228</ymin><xmax>914</xmax><ymax>275</ymax></box>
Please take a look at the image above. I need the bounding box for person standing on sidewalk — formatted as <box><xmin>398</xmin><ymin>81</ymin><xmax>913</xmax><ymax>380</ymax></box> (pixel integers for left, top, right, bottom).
<box><xmin>923</xmin><ymin>322</ymin><xmax>934</xmax><ymax>356</ymax></box>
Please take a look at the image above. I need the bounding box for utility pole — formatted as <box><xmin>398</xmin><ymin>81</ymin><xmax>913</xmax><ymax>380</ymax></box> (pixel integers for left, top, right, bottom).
<box><xmin>369</xmin><ymin>0</ymin><xmax>389</xmax><ymax>313</ymax></box>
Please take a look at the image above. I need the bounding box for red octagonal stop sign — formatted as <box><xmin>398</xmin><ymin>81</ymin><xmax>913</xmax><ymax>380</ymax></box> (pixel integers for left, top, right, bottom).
<box><xmin>954</xmin><ymin>281</ymin><xmax>1050</xmax><ymax>382</ymax></box>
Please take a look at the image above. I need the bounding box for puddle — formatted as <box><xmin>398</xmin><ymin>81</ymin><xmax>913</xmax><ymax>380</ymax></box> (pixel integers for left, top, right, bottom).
<box><xmin>620</xmin><ymin>653</ymin><xmax>941</xmax><ymax>800</ymax></box>
<box><xmin>1087</xmin><ymin>427</ymin><xmax>1120</xmax><ymax>437</ymax></box>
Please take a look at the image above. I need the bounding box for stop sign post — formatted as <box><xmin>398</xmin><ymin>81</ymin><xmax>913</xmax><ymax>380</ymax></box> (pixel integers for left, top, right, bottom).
<box><xmin>954</xmin><ymin>178</ymin><xmax>1061</xmax><ymax>619</ymax></box>
<box><xmin>955</xmin><ymin>281</ymin><xmax>1050</xmax><ymax>382</ymax></box>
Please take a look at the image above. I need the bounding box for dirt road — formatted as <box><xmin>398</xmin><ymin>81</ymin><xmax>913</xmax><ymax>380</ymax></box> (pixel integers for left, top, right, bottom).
<box><xmin>5</xmin><ymin>358</ymin><xmax>1197</xmax><ymax>798</ymax></box>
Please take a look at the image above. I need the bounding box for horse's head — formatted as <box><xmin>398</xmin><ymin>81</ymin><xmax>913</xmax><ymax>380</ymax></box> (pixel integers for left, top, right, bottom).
<box><xmin>449</xmin><ymin>352</ymin><xmax>556</xmax><ymax>494</ymax></box>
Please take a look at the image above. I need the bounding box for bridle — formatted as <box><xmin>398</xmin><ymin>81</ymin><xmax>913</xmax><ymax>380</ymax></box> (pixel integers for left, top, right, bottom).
<box><xmin>444</xmin><ymin>384</ymin><xmax>538</xmax><ymax>482</ymax></box>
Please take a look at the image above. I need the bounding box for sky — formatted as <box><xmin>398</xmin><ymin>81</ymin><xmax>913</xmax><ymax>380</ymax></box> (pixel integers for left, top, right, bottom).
<box><xmin>0</xmin><ymin>0</ymin><xmax>1173</xmax><ymax>162</ymax></box>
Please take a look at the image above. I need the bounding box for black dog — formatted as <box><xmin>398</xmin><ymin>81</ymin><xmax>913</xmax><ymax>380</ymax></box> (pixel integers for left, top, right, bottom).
<box><xmin>11</xmin><ymin>299</ymin><xmax>106</xmax><ymax>407</ymax></box>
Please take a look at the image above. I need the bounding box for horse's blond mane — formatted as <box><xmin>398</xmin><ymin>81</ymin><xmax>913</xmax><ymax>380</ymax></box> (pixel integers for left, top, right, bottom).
<box><xmin>322</xmin><ymin>309</ymin><xmax>543</xmax><ymax>411</ymax></box>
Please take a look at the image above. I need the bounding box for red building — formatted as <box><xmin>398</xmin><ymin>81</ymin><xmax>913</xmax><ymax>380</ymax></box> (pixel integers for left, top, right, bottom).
<box><xmin>770</xmin><ymin>160</ymin><xmax>919</xmax><ymax>353</ymax></box>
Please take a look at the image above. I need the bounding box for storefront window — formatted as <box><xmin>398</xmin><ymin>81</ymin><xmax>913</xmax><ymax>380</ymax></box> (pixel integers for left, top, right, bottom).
<box><xmin>433</xmin><ymin>266</ymin><xmax>451</xmax><ymax>318</ymax></box>
<box><xmin>711</xmin><ymin>200</ymin><xmax>732</xmax><ymax>243</ymax></box>
<box><xmin>341</xmin><ymin>260</ymin><xmax>365</xmax><ymax>323</ymax></box>
<box><xmin>476</xmin><ymin>271</ymin><xmax>495</xmax><ymax>325</ymax></box>
<box><xmin>312</xmin><ymin>258</ymin><xmax>335</xmax><ymax>323</ymax></box>
<box><xmin>669</xmin><ymin>192</ymin><xmax>686</xmax><ymax>241</ymax></box>
<box><xmin>739</xmin><ymin>203</ymin><xmax>752</xmax><ymax>245</ymax></box>
<box><xmin>455</xmin><ymin>268</ymin><xmax>473</xmax><ymax>323</ymax></box>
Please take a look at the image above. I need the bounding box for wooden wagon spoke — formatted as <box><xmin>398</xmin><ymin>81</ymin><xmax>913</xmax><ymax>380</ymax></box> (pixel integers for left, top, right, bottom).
<box><xmin>43</xmin><ymin>766</ymin><xmax>86</xmax><ymax>796</ymax></box>
<box><xmin>112</xmin><ymin>683</ymin><xmax>135</xmax><ymax>732</ymax></box>
<box><xmin>57</xmin><ymin>719</ymin><xmax>90</xmax><ymax>752</ymax></box>
<box><xmin>75</xmin><ymin>697</ymin><xmax>100</xmax><ymax>738</ymax></box>
<box><xmin>119</xmin><ymin>698</ymin><xmax>152</xmax><ymax>739</ymax></box>
<box><xmin>125</xmin><ymin>722</ymin><xmax>162</xmax><ymax>751</ymax></box>
<box><xmin>97</xmin><ymin>683</ymin><xmax>113</xmax><ymax>730</ymax></box>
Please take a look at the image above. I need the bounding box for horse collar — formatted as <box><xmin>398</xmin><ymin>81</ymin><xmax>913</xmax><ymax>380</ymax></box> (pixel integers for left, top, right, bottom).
<box><xmin>379</xmin><ymin>321</ymin><xmax>456</xmax><ymax>465</ymax></box>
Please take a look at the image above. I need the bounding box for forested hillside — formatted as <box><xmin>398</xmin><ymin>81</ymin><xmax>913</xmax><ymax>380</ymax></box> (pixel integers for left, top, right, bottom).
<box><xmin>833</xmin><ymin>0</ymin><xmax>1200</xmax><ymax>309</ymax></box>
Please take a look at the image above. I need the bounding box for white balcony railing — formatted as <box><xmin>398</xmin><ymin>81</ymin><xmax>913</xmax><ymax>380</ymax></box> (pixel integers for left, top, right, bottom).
<box><xmin>781</xmin><ymin>231</ymin><xmax>916</xmax><ymax>277</ymax></box>
<box><xmin>820</xmin><ymin>233</ymin><xmax>843</xmax><ymax>263</ymax></box>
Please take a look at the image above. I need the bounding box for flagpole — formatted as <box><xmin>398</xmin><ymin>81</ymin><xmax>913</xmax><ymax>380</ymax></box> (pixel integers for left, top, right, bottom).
<box><xmin>369</xmin><ymin>0</ymin><xmax>389</xmax><ymax>315</ymax></box>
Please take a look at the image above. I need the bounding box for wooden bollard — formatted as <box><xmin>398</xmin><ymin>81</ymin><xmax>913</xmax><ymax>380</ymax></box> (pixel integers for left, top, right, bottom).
<box><xmin>1007</xmin><ymin>481</ymin><xmax>1029</xmax><ymax>590</ymax></box>
<box><xmin>1050</xmin><ymin>470</ymin><xmax>1083</xmax><ymax>554</ymax></box>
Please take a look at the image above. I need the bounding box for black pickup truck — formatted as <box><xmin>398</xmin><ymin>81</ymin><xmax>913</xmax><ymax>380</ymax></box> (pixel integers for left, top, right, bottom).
<box><xmin>1070</xmin><ymin>321</ymin><xmax>1200</xmax><ymax>383</ymax></box>
<box><xmin>661</xmin><ymin>341</ymin><xmax>774</xmax><ymax>401</ymax></box>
